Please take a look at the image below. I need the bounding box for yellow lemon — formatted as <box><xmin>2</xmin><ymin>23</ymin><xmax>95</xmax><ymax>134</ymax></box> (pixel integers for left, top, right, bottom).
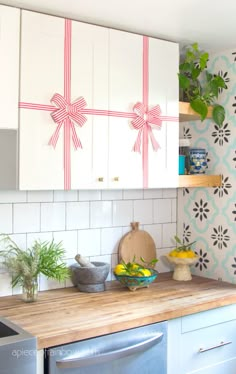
<box><xmin>114</xmin><ymin>264</ymin><xmax>126</xmax><ymax>275</ymax></box>
<box><xmin>169</xmin><ymin>249</ymin><xmax>178</xmax><ymax>257</ymax></box>
<box><xmin>186</xmin><ymin>249</ymin><xmax>196</xmax><ymax>258</ymax></box>
<box><xmin>175</xmin><ymin>251</ymin><xmax>189</xmax><ymax>258</ymax></box>
<box><xmin>139</xmin><ymin>268</ymin><xmax>152</xmax><ymax>277</ymax></box>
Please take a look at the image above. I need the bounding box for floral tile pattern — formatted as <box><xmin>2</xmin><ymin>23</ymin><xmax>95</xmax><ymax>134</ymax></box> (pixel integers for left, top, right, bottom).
<box><xmin>178</xmin><ymin>48</ymin><xmax>236</xmax><ymax>284</ymax></box>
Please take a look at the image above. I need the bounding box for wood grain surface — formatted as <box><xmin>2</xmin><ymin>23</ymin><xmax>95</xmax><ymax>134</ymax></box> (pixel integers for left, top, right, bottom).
<box><xmin>118</xmin><ymin>222</ymin><xmax>156</xmax><ymax>264</ymax></box>
<box><xmin>0</xmin><ymin>273</ymin><xmax>236</xmax><ymax>349</ymax></box>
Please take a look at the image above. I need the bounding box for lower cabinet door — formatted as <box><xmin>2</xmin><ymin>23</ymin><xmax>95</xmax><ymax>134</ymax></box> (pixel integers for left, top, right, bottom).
<box><xmin>188</xmin><ymin>357</ymin><xmax>236</xmax><ymax>374</ymax></box>
<box><xmin>181</xmin><ymin>319</ymin><xmax>236</xmax><ymax>373</ymax></box>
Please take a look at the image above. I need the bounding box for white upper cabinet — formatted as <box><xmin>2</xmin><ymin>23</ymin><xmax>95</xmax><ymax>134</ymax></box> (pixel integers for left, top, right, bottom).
<box><xmin>0</xmin><ymin>5</ymin><xmax>20</xmax><ymax>129</ymax></box>
<box><xmin>0</xmin><ymin>5</ymin><xmax>19</xmax><ymax>189</ymax></box>
<box><xmin>19</xmin><ymin>9</ymin><xmax>179</xmax><ymax>190</ymax></box>
<box><xmin>108</xmin><ymin>30</ymin><xmax>179</xmax><ymax>189</ymax></box>
<box><xmin>19</xmin><ymin>11</ymin><xmax>109</xmax><ymax>190</ymax></box>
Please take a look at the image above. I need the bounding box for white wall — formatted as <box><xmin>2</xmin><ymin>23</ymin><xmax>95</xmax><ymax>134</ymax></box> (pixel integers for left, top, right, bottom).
<box><xmin>0</xmin><ymin>188</ymin><xmax>177</xmax><ymax>296</ymax></box>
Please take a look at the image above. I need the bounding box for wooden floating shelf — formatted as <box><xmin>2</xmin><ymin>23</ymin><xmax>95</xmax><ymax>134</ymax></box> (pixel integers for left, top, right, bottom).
<box><xmin>179</xmin><ymin>101</ymin><xmax>213</xmax><ymax>122</ymax></box>
<box><xmin>179</xmin><ymin>175</ymin><xmax>221</xmax><ymax>188</ymax></box>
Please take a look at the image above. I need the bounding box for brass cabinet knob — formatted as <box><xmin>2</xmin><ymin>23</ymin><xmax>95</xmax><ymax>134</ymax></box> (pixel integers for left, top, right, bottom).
<box><xmin>98</xmin><ymin>177</ymin><xmax>104</xmax><ymax>182</ymax></box>
<box><xmin>113</xmin><ymin>177</ymin><xmax>119</xmax><ymax>182</ymax></box>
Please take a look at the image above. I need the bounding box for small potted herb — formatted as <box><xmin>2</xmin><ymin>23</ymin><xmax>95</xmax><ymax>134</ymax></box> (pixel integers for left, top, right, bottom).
<box><xmin>0</xmin><ymin>235</ymin><xmax>70</xmax><ymax>302</ymax></box>
<box><xmin>179</xmin><ymin>42</ymin><xmax>228</xmax><ymax>127</ymax></box>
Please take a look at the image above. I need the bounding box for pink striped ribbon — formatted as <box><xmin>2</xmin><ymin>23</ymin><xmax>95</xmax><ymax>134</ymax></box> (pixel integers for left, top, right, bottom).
<box><xmin>19</xmin><ymin>21</ymin><xmax>178</xmax><ymax>189</ymax></box>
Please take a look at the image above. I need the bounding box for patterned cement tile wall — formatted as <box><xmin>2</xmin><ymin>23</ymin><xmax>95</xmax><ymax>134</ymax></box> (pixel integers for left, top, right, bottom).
<box><xmin>178</xmin><ymin>48</ymin><xmax>236</xmax><ymax>283</ymax></box>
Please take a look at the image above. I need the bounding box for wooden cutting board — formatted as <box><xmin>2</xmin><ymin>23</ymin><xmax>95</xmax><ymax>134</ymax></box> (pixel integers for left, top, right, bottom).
<box><xmin>118</xmin><ymin>222</ymin><xmax>156</xmax><ymax>264</ymax></box>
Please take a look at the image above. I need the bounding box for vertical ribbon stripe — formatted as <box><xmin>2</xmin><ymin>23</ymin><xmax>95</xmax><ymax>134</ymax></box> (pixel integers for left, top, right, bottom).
<box><xmin>64</xmin><ymin>19</ymin><xmax>71</xmax><ymax>190</ymax></box>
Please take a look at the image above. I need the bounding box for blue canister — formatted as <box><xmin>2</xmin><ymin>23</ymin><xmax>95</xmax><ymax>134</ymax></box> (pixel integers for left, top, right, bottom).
<box><xmin>189</xmin><ymin>148</ymin><xmax>207</xmax><ymax>174</ymax></box>
<box><xmin>178</xmin><ymin>155</ymin><xmax>186</xmax><ymax>175</ymax></box>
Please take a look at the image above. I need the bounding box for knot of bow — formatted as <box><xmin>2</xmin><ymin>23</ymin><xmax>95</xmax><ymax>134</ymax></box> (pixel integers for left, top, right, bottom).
<box><xmin>49</xmin><ymin>93</ymin><xmax>87</xmax><ymax>149</ymax></box>
<box><xmin>131</xmin><ymin>102</ymin><xmax>162</xmax><ymax>152</ymax></box>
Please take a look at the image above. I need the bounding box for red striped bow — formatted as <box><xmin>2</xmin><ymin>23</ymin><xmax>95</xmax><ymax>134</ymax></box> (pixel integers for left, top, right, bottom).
<box><xmin>49</xmin><ymin>94</ymin><xmax>87</xmax><ymax>148</ymax></box>
<box><xmin>131</xmin><ymin>102</ymin><xmax>162</xmax><ymax>152</ymax></box>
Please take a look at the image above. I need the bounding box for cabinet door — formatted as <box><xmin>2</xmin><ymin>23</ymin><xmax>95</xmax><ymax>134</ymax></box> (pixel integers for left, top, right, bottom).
<box><xmin>19</xmin><ymin>11</ymin><xmax>108</xmax><ymax>190</ymax></box>
<box><xmin>108</xmin><ymin>29</ymin><xmax>143</xmax><ymax>189</ymax></box>
<box><xmin>0</xmin><ymin>5</ymin><xmax>19</xmax><ymax>130</ymax></box>
<box><xmin>108</xmin><ymin>30</ymin><xmax>178</xmax><ymax>189</ymax></box>
<box><xmin>148</xmin><ymin>38</ymin><xmax>179</xmax><ymax>188</ymax></box>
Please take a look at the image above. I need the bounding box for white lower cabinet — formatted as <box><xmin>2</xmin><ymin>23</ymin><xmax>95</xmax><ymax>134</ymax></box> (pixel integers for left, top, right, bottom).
<box><xmin>168</xmin><ymin>304</ymin><xmax>236</xmax><ymax>374</ymax></box>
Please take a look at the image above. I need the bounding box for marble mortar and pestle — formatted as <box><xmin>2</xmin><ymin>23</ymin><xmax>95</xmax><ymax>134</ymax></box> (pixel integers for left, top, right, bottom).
<box><xmin>70</xmin><ymin>254</ymin><xmax>110</xmax><ymax>293</ymax></box>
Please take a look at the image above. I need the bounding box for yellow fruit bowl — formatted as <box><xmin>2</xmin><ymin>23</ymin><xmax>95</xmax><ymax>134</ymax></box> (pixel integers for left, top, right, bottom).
<box><xmin>166</xmin><ymin>255</ymin><xmax>199</xmax><ymax>281</ymax></box>
<box><xmin>114</xmin><ymin>269</ymin><xmax>158</xmax><ymax>291</ymax></box>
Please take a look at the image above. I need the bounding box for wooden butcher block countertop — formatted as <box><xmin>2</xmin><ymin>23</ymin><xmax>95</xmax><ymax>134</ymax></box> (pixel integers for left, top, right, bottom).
<box><xmin>0</xmin><ymin>272</ymin><xmax>236</xmax><ymax>349</ymax></box>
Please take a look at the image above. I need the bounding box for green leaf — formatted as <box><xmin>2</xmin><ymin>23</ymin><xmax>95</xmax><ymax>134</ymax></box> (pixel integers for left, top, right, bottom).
<box><xmin>191</xmin><ymin>42</ymin><xmax>198</xmax><ymax>51</ymax></box>
<box><xmin>191</xmin><ymin>67</ymin><xmax>201</xmax><ymax>80</ymax></box>
<box><xmin>190</xmin><ymin>98</ymin><xmax>208</xmax><ymax>121</ymax></box>
<box><xmin>213</xmin><ymin>75</ymin><xmax>227</xmax><ymax>88</ymax></box>
<box><xmin>199</xmin><ymin>52</ymin><xmax>209</xmax><ymax>69</ymax></box>
<box><xmin>178</xmin><ymin>73</ymin><xmax>190</xmax><ymax>89</ymax></box>
<box><xmin>179</xmin><ymin>62</ymin><xmax>191</xmax><ymax>72</ymax></box>
<box><xmin>212</xmin><ymin>105</ymin><xmax>225</xmax><ymax>127</ymax></box>
<box><xmin>174</xmin><ymin>235</ymin><xmax>182</xmax><ymax>244</ymax></box>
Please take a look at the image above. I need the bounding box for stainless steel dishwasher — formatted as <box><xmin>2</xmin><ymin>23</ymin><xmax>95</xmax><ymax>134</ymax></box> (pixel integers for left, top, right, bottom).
<box><xmin>46</xmin><ymin>321</ymin><xmax>167</xmax><ymax>374</ymax></box>
<box><xmin>0</xmin><ymin>316</ymin><xmax>36</xmax><ymax>374</ymax></box>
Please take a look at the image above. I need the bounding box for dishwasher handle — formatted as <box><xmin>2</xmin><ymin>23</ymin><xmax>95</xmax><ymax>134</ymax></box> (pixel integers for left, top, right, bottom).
<box><xmin>56</xmin><ymin>332</ymin><xmax>163</xmax><ymax>369</ymax></box>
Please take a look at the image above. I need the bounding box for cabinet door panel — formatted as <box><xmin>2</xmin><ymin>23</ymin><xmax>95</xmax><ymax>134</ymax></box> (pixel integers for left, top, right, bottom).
<box><xmin>148</xmin><ymin>38</ymin><xmax>179</xmax><ymax>188</ymax></box>
<box><xmin>70</xmin><ymin>21</ymin><xmax>108</xmax><ymax>189</ymax></box>
<box><xmin>109</xmin><ymin>30</ymin><xmax>178</xmax><ymax>189</ymax></box>
<box><xmin>19</xmin><ymin>11</ymin><xmax>108</xmax><ymax>190</ymax></box>
<box><xmin>20</xmin><ymin>11</ymin><xmax>67</xmax><ymax>190</ymax></box>
<box><xmin>189</xmin><ymin>357</ymin><xmax>236</xmax><ymax>374</ymax></box>
<box><xmin>0</xmin><ymin>5</ymin><xmax>19</xmax><ymax>129</ymax></box>
<box><xmin>108</xmin><ymin>29</ymin><xmax>143</xmax><ymax>188</ymax></box>
<box><xmin>181</xmin><ymin>319</ymin><xmax>236</xmax><ymax>372</ymax></box>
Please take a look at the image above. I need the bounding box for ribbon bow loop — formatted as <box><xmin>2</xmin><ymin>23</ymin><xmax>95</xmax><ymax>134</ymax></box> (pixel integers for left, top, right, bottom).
<box><xmin>49</xmin><ymin>94</ymin><xmax>87</xmax><ymax>149</ymax></box>
<box><xmin>131</xmin><ymin>102</ymin><xmax>162</xmax><ymax>152</ymax></box>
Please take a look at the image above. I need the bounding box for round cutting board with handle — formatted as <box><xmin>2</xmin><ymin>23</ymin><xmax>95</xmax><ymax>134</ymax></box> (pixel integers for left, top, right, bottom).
<box><xmin>118</xmin><ymin>222</ymin><xmax>157</xmax><ymax>265</ymax></box>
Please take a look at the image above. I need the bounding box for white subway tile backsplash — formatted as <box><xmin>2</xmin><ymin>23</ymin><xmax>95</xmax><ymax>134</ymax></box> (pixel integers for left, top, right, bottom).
<box><xmin>66</xmin><ymin>202</ymin><xmax>90</xmax><ymax>230</ymax></box>
<box><xmin>41</xmin><ymin>203</ymin><xmax>65</xmax><ymax>232</ymax></box>
<box><xmin>54</xmin><ymin>190</ymin><xmax>78</xmax><ymax>202</ymax></box>
<box><xmin>123</xmin><ymin>189</ymin><xmax>143</xmax><ymax>200</ymax></box>
<box><xmin>101</xmin><ymin>227</ymin><xmax>123</xmax><ymax>255</ymax></box>
<box><xmin>79</xmin><ymin>190</ymin><xmax>101</xmax><ymax>201</ymax></box>
<box><xmin>153</xmin><ymin>199</ymin><xmax>172</xmax><ymax>223</ymax></box>
<box><xmin>134</xmin><ymin>200</ymin><xmax>153</xmax><ymax>224</ymax></box>
<box><xmin>0</xmin><ymin>272</ymin><xmax>12</xmax><ymax>296</ymax></box>
<box><xmin>171</xmin><ymin>199</ymin><xmax>177</xmax><ymax>222</ymax></box>
<box><xmin>156</xmin><ymin>248</ymin><xmax>174</xmax><ymax>273</ymax></box>
<box><xmin>27</xmin><ymin>191</ymin><xmax>53</xmax><ymax>202</ymax></box>
<box><xmin>27</xmin><ymin>232</ymin><xmax>53</xmax><ymax>248</ymax></box>
<box><xmin>0</xmin><ymin>204</ymin><xmax>12</xmax><ymax>234</ymax></box>
<box><xmin>10</xmin><ymin>234</ymin><xmax>27</xmax><ymax>250</ymax></box>
<box><xmin>162</xmin><ymin>223</ymin><xmax>176</xmax><ymax>247</ymax></box>
<box><xmin>90</xmin><ymin>201</ymin><xmax>112</xmax><ymax>228</ymax></box>
<box><xmin>78</xmin><ymin>228</ymin><xmax>100</xmax><ymax>257</ymax></box>
<box><xmin>13</xmin><ymin>203</ymin><xmax>40</xmax><ymax>233</ymax></box>
<box><xmin>113</xmin><ymin>200</ymin><xmax>133</xmax><ymax>226</ymax></box>
<box><xmin>0</xmin><ymin>191</ymin><xmax>27</xmax><ymax>203</ymax></box>
<box><xmin>143</xmin><ymin>224</ymin><xmax>162</xmax><ymax>249</ymax></box>
<box><xmin>39</xmin><ymin>274</ymin><xmax>65</xmax><ymax>291</ymax></box>
<box><xmin>0</xmin><ymin>187</ymin><xmax>177</xmax><ymax>297</ymax></box>
<box><xmin>53</xmin><ymin>230</ymin><xmax>77</xmax><ymax>259</ymax></box>
<box><xmin>102</xmin><ymin>190</ymin><xmax>122</xmax><ymax>200</ymax></box>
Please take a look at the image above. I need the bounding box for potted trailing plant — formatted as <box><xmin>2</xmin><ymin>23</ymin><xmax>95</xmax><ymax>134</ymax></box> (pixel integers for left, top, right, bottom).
<box><xmin>179</xmin><ymin>42</ymin><xmax>228</xmax><ymax>127</ymax></box>
<box><xmin>0</xmin><ymin>235</ymin><xmax>70</xmax><ymax>302</ymax></box>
